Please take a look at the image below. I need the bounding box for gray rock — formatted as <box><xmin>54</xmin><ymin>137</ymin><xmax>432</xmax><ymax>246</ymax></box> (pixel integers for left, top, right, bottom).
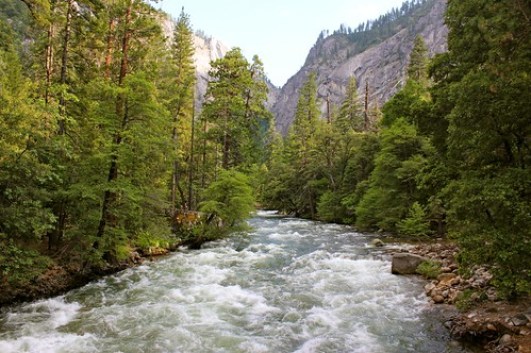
<box><xmin>272</xmin><ymin>0</ymin><xmax>448</xmax><ymax>135</ymax></box>
<box><xmin>499</xmin><ymin>334</ymin><xmax>513</xmax><ymax>346</ymax></box>
<box><xmin>391</xmin><ymin>253</ymin><xmax>427</xmax><ymax>275</ymax></box>
<box><xmin>371</xmin><ymin>239</ymin><xmax>385</xmax><ymax>247</ymax></box>
<box><xmin>511</xmin><ymin>314</ymin><xmax>529</xmax><ymax>327</ymax></box>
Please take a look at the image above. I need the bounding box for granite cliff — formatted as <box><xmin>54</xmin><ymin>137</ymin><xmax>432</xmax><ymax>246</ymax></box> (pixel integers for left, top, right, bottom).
<box><xmin>272</xmin><ymin>0</ymin><xmax>448</xmax><ymax>134</ymax></box>
<box><xmin>161</xmin><ymin>17</ymin><xmax>279</xmax><ymax>111</ymax></box>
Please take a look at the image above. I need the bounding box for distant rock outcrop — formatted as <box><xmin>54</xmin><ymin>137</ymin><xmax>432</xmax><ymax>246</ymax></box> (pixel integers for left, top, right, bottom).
<box><xmin>272</xmin><ymin>0</ymin><xmax>448</xmax><ymax>135</ymax></box>
<box><xmin>160</xmin><ymin>16</ymin><xmax>280</xmax><ymax>111</ymax></box>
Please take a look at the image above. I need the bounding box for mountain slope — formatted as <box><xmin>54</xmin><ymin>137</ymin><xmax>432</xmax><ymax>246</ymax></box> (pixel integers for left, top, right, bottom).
<box><xmin>273</xmin><ymin>0</ymin><xmax>448</xmax><ymax>135</ymax></box>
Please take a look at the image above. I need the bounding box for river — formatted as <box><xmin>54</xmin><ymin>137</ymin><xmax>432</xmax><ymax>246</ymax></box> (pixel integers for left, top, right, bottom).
<box><xmin>0</xmin><ymin>211</ymin><xmax>471</xmax><ymax>353</ymax></box>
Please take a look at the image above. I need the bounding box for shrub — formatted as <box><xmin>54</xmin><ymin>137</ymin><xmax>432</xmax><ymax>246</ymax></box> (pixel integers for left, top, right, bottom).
<box><xmin>416</xmin><ymin>259</ymin><xmax>442</xmax><ymax>279</ymax></box>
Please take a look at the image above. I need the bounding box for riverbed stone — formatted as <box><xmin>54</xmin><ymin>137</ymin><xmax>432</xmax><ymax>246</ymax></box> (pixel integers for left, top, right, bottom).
<box><xmin>424</xmin><ymin>282</ymin><xmax>436</xmax><ymax>295</ymax></box>
<box><xmin>432</xmin><ymin>295</ymin><xmax>445</xmax><ymax>304</ymax></box>
<box><xmin>391</xmin><ymin>253</ymin><xmax>427</xmax><ymax>275</ymax></box>
<box><xmin>499</xmin><ymin>334</ymin><xmax>513</xmax><ymax>346</ymax></box>
<box><xmin>371</xmin><ymin>238</ymin><xmax>385</xmax><ymax>247</ymax></box>
<box><xmin>512</xmin><ymin>314</ymin><xmax>529</xmax><ymax>327</ymax></box>
<box><xmin>437</xmin><ymin>273</ymin><xmax>458</xmax><ymax>286</ymax></box>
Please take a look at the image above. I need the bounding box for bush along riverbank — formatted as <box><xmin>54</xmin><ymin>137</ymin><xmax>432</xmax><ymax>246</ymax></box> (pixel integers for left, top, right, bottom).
<box><xmin>0</xmin><ymin>238</ymin><xmax>173</xmax><ymax>307</ymax></box>
<box><xmin>390</xmin><ymin>242</ymin><xmax>531</xmax><ymax>353</ymax></box>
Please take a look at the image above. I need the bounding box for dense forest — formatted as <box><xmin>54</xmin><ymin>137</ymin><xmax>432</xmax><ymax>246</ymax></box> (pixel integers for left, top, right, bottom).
<box><xmin>0</xmin><ymin>0</ymin><xmax>530</xmax><ymax>304</ymax></box>
<box><xmin>0</xmin><ymin>0</ymin><xmax>266</xmax><ymax>293</ymax></box>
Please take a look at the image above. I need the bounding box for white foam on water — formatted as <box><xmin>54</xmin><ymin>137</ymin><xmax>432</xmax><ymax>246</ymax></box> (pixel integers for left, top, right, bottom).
<box><xmin>0</xmin><ymin>333</ymin><xmax>97</xmax><ymax>353</ymax></box>
<box><xmin>0</xmin><ymin>214</ymin><xmax>461</xmax><ymax>353</ymax></box>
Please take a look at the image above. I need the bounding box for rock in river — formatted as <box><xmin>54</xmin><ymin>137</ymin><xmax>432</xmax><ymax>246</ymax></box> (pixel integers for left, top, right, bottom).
<box><xmin>391</xmin><ymin>253</ymin><xmax>427</xmax><ymax>275</ymax></box>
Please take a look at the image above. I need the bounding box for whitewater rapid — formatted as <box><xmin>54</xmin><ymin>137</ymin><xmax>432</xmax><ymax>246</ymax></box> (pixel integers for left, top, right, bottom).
<box><xmin>0</xmin><ymin>211</ymin><xmax>469</xmax><ymax>353</ymax></box>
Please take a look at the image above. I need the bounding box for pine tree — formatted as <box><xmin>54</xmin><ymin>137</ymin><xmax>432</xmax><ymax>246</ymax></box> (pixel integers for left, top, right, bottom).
<box><xmin>167</xmin><ymin>8</ymin><xmax>196</xmax><ymax>214</ymax></box>
<box><xmin>407</xmin><ymin>35</ymin><xmax>428</xmax><ymax>85</ymax></box>
<box><xmin>336</xmin><ymin>76</ymin><xmax>363</xmax><ymax>132</ymax></box>
<box><xmin>201</xmin><ymin>48</ymin><xmax>270</xmax><ymax>173</ymax></box>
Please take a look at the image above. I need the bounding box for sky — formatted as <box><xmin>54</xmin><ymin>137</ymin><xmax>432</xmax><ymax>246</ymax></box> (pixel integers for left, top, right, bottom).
<box><xmin>159</xmin><ymin>0</ymin><xmax>408</xmax><ymax>87</ymax></box>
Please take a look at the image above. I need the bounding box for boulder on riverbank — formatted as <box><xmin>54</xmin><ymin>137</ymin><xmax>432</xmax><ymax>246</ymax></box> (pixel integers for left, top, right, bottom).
<box><xmin>403</xmin><ymin>242</ymin><xmax>531</xmax><ymax>353</ymax></box>
<box><xmin>391</xmin><ymin>253</ymin><xmax>427</xmax><ymax>274</ymax></box>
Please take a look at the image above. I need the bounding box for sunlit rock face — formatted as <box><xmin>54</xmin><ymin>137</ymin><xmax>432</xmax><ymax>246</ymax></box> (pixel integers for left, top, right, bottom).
<box><xmin>272</xmin><ymin>0</ymin><xmax>448</xmax><ymax>135</ymax></box>
<box><xmin>161</xmin><ymin>16</ymin><xmax>280</xmax><ymax>111</ymax></box>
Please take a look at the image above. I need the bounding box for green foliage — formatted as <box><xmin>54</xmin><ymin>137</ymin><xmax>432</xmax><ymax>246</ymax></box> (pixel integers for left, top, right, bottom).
<box><xmin>199</xmin><ymin>170</ymin><xmax>255</xmax><ymax>229</ymax></box>
<box><xmin>261</xmin><ymin>72</ymin><xmax>326</xmax><ymax>219</ymax></box>
<box><xmin>317</xmin><ymin>191</ymin><xmax>345</xmax><ymax>223</ymax></box>
<box><xmin>355</xmin><ymin>119</ymin><xmax>431</xmax><ymax>232</ymax></box>
<box><xmin>442</xmin><ymin>0</ymin><xmax>531</xmax><ymax>298</ymax></box>
<box><xmin>447</xmin><ymin>170</ymin><xmax>531</xmax><ymax>298</ymax></box>
<box><xmin>407</xmin><ymin>35</ymin><xmax>429</xmax><ymax>85</ymax></box>
<box><xmin>324</xmin><ymin>0</ymin><xmax>436</xmax><ymax>60</ymax></box>
<box><xmin>416</xmin><ymin>259</ymin><xmax>441</xmax><ymax>279</ymax></box>
<box><xmin>0</xmin><ymin>237</ymin><xmax>52</xmax><ymax>285</ymax></box>
<box><xmin>397</xmin><ymin>202</ymin><xmax>432</xmax><ymax>237</ymax></box>
<box><xmin>134</xmin><ymin>231</ymin><xmax>172</xmax><ymax>253</ymax></box>
<box><xmin>201</xmin><ymin>48</ymin><xmax>271</xmax><ymax>173</ymax></box>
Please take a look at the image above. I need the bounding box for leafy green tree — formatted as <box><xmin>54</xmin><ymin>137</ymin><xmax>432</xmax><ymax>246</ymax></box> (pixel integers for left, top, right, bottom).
<box><xmin>0</xmin><ymin>17</ymin><xmax>56</xmax><ymax>284</ymax></box>
<box><xmin>0</xmin><ymin>18</ymin><xmax>55</xmax><ymax>243</ymax></box>
<box><xmin>442</xmin><ymin>0</ymin><xmax>531</xmax><ymax>297</ymax></box>
<box><xmin>355</xmin><ymin>118</ymin><xmax>432</xmax><ymax>232</ymax></box>
<box><xmin>92</xmin><ymin>0</ymin><xmax>173</xmax><ymax>261</ymax></box>
<box><xmin>397</xmin><ymin>202</ymin><xmax>432</xmax><ymax>236</ymax></box>
<box><xmin>199</xmin><ymin>169</ymin><xmax>255</xmax><ymax>229</ymax></box>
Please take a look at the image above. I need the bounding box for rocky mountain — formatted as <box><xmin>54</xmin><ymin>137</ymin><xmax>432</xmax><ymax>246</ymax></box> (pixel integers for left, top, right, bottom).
<box><xmin>272</xmin><ymin>0</ymin><xmax>448</xmax><ymax>135</ymax></box>
<box><xmin>161</xmin><ymin>16</ymin><xmax>280</xmax><ymax>111</ymax></box>
<box><xmin>192</xmin><ymin>34</ymin><xmax>230</xmax><ymax>105</ymax></box>
<box><xmin>159</xmin><ymin>17</ymin><xmax>228</xmax><ymax>107</ymax></box>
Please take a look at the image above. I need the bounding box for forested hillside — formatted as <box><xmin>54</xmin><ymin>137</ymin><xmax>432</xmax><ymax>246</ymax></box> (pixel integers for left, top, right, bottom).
<box><xmin>261</xmin><ymin>0</ymin><xmax>530</xmax><ymax>298</ymax></box>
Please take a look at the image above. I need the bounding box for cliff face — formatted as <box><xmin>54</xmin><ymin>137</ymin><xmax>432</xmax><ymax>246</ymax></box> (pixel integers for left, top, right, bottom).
<box><xmin>161</xmin><ymin>17</ymin><xmax>280</xmax><ymax>111</ymax></box>
<box><xmin>192</xmin><ymin>34</ymin><xmax>230</xmax><ymax>105</ymax></box>
<box><xmin>272</xmin><ymin>0</ymin><xmax>448</xmax><ymax>135</ymax></box>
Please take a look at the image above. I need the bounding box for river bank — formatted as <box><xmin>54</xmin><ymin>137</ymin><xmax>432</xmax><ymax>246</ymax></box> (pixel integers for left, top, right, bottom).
<box><xmin>0</xmin><ymin>246</ymin><xmax>171</xmax><ymax>308</ymax></box>
<box><xmin>392</xmin><ymin>241</ymin><xmax>531</xmax><ymax>353</ymax></box>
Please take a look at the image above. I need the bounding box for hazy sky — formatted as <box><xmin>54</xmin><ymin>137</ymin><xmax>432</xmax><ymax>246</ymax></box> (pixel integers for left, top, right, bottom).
<box><xmin>159</xmin><ymin>0</ymin><xmax>408</xmax><ymax>87</ymax></box>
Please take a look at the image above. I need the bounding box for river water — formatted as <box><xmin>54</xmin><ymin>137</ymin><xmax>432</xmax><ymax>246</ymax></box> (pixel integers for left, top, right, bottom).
<box><xmin>0</xmin><ymin>211</ymin><xmax>471</xmax><ymax>353</ymax></box>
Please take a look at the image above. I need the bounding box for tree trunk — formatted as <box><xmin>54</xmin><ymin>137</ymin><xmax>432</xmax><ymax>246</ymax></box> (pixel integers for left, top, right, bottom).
<box><xmin>187</xmin><ymin>94</ymin><xmax>196</xmax><ymax>210</ymax></box>
<box><xmin>222</xmin><ymin>111</ymin><xmax>230</xmax><ymax>169</ymax></box>
<box><xmin>364</xmin><ymin>81</ymin><xmax>369</xmax><ymax>131</ymax></box>
<box><xmin>170</xmin><ymin>106</ymin><xmax>181</xmax><ymax>215</ymax></box>
<box><xmin>45</xmin><ymin>21</ymin><xmax>54</xmax><ymax>105</ymax></box>
<box><xmin>201</xmin><ymin>117</ymin><xmax>207</xmax><ymax>188</ymax></box>
<box><xmin>96</xmin><ymin>0</ymin><xmax>132</xmax><ymax>242</ymax></box>
<box><xmin>58</xmin><ymin>0</ymin><xmax>73</xmax><ymax>134</ymax></box>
